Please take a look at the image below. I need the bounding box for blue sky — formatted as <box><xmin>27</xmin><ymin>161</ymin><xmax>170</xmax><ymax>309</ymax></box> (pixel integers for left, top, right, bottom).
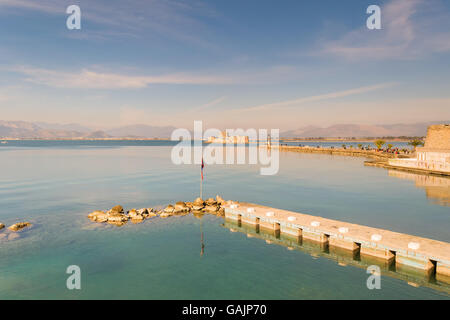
<box><xmin>1</xmin><ymin>0</ymin><xmax>450</xmax><ymax>130</ymax></box>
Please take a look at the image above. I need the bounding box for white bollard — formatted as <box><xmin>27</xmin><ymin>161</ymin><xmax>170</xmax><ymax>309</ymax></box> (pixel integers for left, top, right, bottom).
<box><xmin>338</xmin><ymin>227</ymin><xmax>348</xmax><ymax>234</ymax></box>
<box><xmin>371</xmin><ymin>234</ymin><xmax>382</xmax><ymax>241</ymax></box>
<box><xmin>408</xmin><ymin>242</ymin><xmax>420</xmax><ymax>250</ymax></box>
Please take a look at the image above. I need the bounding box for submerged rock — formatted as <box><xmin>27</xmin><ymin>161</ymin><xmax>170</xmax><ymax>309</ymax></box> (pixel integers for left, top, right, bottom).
<box><xmin>8</xmin><ymin>233</ymin><xmax>20</xmax><ymax>241</ymax></box>
<box><xmin>88</xmin><ymin>210</ymin><xmax>109</xmax><ymax>222</ymax></box>
<box><xmin>8</xmin><ymin>222</ymin><xmax>32</xmax><ymax>232</ymax></box>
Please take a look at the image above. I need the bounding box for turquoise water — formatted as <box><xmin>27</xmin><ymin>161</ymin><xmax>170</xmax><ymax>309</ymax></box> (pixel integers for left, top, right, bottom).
<box><xmin>0</xmin><ymin>141</ymin><xmax>449</xmax><ymax>299</ymax></box>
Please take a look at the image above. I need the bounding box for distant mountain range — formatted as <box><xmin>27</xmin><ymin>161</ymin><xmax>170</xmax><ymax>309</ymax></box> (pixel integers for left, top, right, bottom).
<box><xmin>1</xmin><ymin>120</ymin><xmax>448</xmax><ymax>139</ymax></box>
<box><xmin>280</xmin><ymin>121</ymin><xmax>449</xmax><ymax>138</ymax></box>
<box><xmin>0</xmin><ymin>120</ymin><xmax>177</xmax><ymax>139</ymax></box>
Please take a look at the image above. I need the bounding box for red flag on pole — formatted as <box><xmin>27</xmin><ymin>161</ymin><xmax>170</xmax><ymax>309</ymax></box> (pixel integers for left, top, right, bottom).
<box><xmin>201</xmin><ymin>158</ymin><xmax>204</xmax><ymax>180</ymax></box>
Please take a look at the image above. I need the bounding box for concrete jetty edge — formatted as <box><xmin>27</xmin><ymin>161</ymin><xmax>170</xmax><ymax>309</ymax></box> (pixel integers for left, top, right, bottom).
<box><xmin>223</xmin><ymin>202</ymin><xmax>450</xmax><ymax>283</ymax></box>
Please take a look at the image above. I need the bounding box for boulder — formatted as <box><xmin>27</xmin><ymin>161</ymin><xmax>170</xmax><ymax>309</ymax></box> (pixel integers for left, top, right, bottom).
<box><xmin>127</xmin><ymin>209</ymin><xmax>142</xmax><ymax>220</ymax></box>
<box><xmin>107</xmin><ymin>214</ymin><xmax>128</xmax><ymax>224</ymax></box>
<box><xmin>174</xmin><ymin>201</ymin><xmax>189</xmax><ymax>213</ymax></box>
<box><xmin>136</xmin><ymin>208</ymin><xmax>148</xmax><ymax>215</ymax></box>
<box><xmin>110</xmin><ymin>205</ymin><xmax>124</xmax><ymax>214</ymax></box>
<box><xmin>193</xmin><ymin>197</ymin><xmax>205</xmax><ymax>206</ymax></box>
<box><xmin>0</xmin><ymin>223</ymin><xmax>4</xmax><ymax>230</ymax></box>
<box><xmin>217</xmin><ymin>207</ymin><xmax>225</xmax><ymax>217</ymax></box>
<box><xmin>206</xmin><ymin>198</ymin><xmax>217</xmax><ymax>206</ymax></box>
<box><xmin>160</xmin><ymin>212</ymin><xmax>171</xmax><ymax>218</ymax></box>
<box><xmin>88</xmin><ymin>210</ymin><xmax>108</xmax><ymax>223</ymax></box>
<box><xmin>164</xmin><ymin>204</ymin><xmax>175</xmax><ymax>213</ymax></box>
<box><xmin>8</xmin><ymin>222</ymin><xmax>32</xmax><ymax>232</ymax></box>
<box><xmin>204</xmin><ymin>205</ymin><xmax>219</xmax><ymax>213</ymax></box>
<box><xmin>216</xmin><ymin>195</ymin><xmax>225</xmax><ymax>205</ymax></box>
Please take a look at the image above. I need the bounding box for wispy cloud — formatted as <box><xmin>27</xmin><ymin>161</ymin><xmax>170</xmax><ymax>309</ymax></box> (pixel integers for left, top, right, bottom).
<box><xmin>237</xmin><ymin>82</ymin><xmax>399</xmax><ymax>112</ymax></box>
<box><xmin>13</xmin><ymin>66</ymin><xmax>234</xmax><ymax>89</ymax></box>
<box><xmin>320</xmin><ymin>0</ymin><xmax>450</xmax><ymax>60</ymax></box>
<box><xmin>0</xmin><ymin>0</ymin><xmax>218</xmax><ymax>47</ymax></box>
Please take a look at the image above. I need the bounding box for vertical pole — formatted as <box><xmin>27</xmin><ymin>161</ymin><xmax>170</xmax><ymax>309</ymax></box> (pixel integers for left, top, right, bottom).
<box><xmin>200</xmin><ymin>177</ymin><xmax>203</xmax><ymax>200</ymax></box>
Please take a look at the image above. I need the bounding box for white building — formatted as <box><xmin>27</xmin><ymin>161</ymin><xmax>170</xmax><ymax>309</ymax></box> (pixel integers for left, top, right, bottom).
<box><xmin>389</xmin><ymin>124</ymin><xmax>450</xmax><ymax>173</ymax></box>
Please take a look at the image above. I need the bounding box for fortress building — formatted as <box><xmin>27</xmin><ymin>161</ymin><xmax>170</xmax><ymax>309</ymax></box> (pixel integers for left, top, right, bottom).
<box><xmin>389</xmin><ymin>124</ymin><xmax>450</xmax><ymax>173</ymax></box>
<box><xmin>206</xmin><ymin>131</ymin><xmax>249</xmax><ymax>144</ymax></box>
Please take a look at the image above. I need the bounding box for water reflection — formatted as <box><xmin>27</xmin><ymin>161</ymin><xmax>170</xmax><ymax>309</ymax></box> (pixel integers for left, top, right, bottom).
<box><xmin>223</xmin><ymin>219</ymin><xmax>450</xmax><ymax>294</ymax></box>
<box><xmin>388</xmin><ymin>170</ymin><xmax>450</xmax><ymax>207</ymax></box>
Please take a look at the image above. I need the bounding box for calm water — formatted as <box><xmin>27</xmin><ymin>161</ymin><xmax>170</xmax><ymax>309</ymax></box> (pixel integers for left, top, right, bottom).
<box><xmin>0</xmin><ymin>141</ymin><xmax>449</xmax><ymax>299</ymax></box>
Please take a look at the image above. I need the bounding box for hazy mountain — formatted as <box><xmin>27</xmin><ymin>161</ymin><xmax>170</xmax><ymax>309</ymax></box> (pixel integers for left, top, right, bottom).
<box><xmin>106</xmin><ymin>124</ymin><xmax>177</xmax><ymax>138</ymax></box>
<box><xmin>34</xmin><ymin>122</ymin><xmax>93</xmax><ymax>133</ymax></box>
<box><xmin>0</xmin><ymin>121</ymin><xmax>176</xmax><ymax>139</ymax></box>
<box><xmin>281</xmin><ymin>121</ymin><xmax>449</xmax><ymax>138</ymax></box>
<box><xmin>2</xmin><ymin>120</ymin><xmax>448</xmax><ymax>139</ymax></box>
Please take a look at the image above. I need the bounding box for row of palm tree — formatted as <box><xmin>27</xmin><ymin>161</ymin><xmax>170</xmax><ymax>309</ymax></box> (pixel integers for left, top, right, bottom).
<box><xmin>338</xmin><ymin>139</ymin><xmax>424</xmax><ymax>152</ymax></box>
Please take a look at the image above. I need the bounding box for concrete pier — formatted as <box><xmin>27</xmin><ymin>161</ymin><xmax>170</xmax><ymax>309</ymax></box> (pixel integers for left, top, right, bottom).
<box><xmin>223</xmin><ymin>220</ymin><xmax>450</xmax><ymax>293</ymax></box>
<box><xmin>223</xmin><ymin>202</ymin><xmax>450</xmax><ymax>282</ymax></box>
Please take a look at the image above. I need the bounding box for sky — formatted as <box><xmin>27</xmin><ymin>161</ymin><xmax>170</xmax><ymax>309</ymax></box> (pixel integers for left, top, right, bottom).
<box><xmin>0</xmin><ymin>0</ymin><xmax>450</xmax><ymax>130</ymax></box>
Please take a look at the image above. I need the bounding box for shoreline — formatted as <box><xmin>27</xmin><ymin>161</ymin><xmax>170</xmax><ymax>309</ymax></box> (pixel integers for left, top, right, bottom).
<box><xmin>275</xmin><ymin>145</ymin><xmax>404</xmax><ymax>160</ymax></box>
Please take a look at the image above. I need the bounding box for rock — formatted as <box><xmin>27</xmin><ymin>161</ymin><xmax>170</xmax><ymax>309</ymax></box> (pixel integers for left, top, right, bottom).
<box><xmin>111</xmin><ymin>205</ymin><xmax>124</xmax><ymax>214</ymax></box>
<box><xmin>107</xmin><ymin>214</ymin><xmax>128</xmax><ymax>224</ymax></box>
<box><xmin>127</xmin><ymin>209</ymin><xmax>143</xmax><ymax>220</ymax></box>
<box><xmin>164</xmin><ymin>204</ymin><xmax>175</xmax><ymax>213</ymax></box>
<box><xmin>174</xmin><ymin>201</ymin><xmax>189</xmax><ymax>213</ymax></box>
<box><xmin>160</xmin><ymin>212</ymin><xmax>171</xmax><ymax>218</ymax></box>
<box><xmin>216</xmin><ymin>195</ymin><xmax>225</xmax><ymax>205</ymax></box>
<box><xmin>136</xmin><ymin>208</ymin><xmax>148</xmax><ymax>215</ymax></box>
<box><xmin>204</xmin><ymin>205</ymin><xmax>219</xmax><ymax>213</ymax></box>
<box><xmin>0</xmin><ymin>223</ymin><xmax>4</xmax><ymax>230</ymax></box>
<box><xmin>206</xmin><ymin>198</ymin><xmax>217</xmax><ymax>206</ymax></box>
<box><xmin>217</xmin><ymin>207</ymin><xmax>225</xmax><ymax>217</ymax></box>
<box><xmin>8</xmin><ymin>222</ymin><xmax>32</xmax><ymax>232</ymax></box>
<box><xmin>88</xmin><ymin>210</ymin><xmax>108</xmax><ymax>222</ymax></box>
<box><xmin>193</xmin><ymin>197</ymin><xmax>205</xmax><ymax>206</ymax></box>
<box><xmin>142</xmin><ymin>208</ymin><xmax>157</xmax><ymax>218</ymax></box>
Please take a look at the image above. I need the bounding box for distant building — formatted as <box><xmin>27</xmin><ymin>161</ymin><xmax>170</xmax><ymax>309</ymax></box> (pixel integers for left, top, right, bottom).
<box><xmin>389</xmin><ymin>124</ymin><xmax>450</xmax><ymax>173</ymax></box>
<box><xmin>206</xmin><ymin>131</ymin><xmax>249</xmax><ymax>144</ymax></box>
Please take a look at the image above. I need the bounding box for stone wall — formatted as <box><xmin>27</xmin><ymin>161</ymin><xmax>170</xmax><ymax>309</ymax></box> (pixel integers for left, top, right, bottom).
<box><xmin>424</xmin><ymin>124</ymin><xmax>450</xmax><ymax>149</ymax></box>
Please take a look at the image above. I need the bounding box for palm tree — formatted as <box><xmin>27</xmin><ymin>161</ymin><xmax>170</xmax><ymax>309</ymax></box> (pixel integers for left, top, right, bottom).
<box><xmin>408</xmin><ymin>139</ymin><xmax>424</xmax><ymax>150</ymax></box>
<box><xmin>358</xmin><ymin>144</ymin><xmax>363</xmax><ymax>149</ymax></box>
<box><xmin>374</xmin><ymin>139</ymin><xmax>386</xmax><ymax>150</ymax></box>
<box><xmin>387</xmin><ymin>144</ymin><xmax>393</xmax><ymax>150</ymax></box>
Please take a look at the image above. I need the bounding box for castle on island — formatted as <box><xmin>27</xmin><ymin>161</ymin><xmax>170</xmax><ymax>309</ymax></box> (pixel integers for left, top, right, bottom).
<box><xmin>389</xmin><ymin>124</ymin><xmax>450</xmax><ymax>174</ymax></box>
<box><xmin>206</xmin><ymin>131</ymin><xmax>249</xmax><ymax>144</ymax></box>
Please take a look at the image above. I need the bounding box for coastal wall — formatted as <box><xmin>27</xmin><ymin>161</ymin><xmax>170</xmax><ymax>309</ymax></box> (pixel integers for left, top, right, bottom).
<box><xmin>223</xmin><ymin>202</ymin><xmax>450</xmax><ymax>283</ymax></box>
<box><xmin>274</xmin><ymin>145</ymin><xmax>398</xmax><ymax>160</ymax></box>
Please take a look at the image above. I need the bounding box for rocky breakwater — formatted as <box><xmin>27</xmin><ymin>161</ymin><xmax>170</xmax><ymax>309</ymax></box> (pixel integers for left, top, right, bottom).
<box><xmin>0</xmin><ymin>221</ymin><xmax>33</xmax><ymax>241</ymax></box>
<box><xmin>87</xmin><ymin>195</ymin><xmax>228</xmax><ymax>227</ymax></box>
